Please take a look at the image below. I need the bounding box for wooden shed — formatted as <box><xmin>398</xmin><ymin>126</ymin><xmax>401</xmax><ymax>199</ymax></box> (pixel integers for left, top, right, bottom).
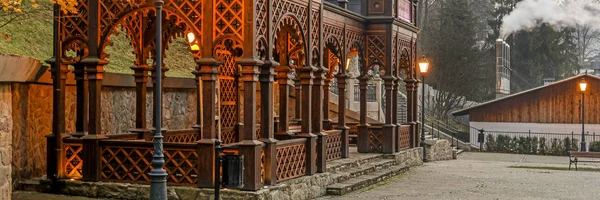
<box><xmin>453</xmin><ymin>74</ymin><xmax>600</xmax><ymax>147</ymax></box>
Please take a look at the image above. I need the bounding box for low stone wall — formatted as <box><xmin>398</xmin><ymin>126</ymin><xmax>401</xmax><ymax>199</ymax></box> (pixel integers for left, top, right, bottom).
<box><xmin>0</xmin><ymin>84</ymin><xmax>13</xmax><ymax>200</ymax></box>
<box><xmin>424</xmin><ymin>139</ymin><xmax>454</xmax><ymax>161</ymax></box>
<box><xmin>38</xmin><ymin>148</ymin><xmax>423</xmax><ymax>200</ymax></box>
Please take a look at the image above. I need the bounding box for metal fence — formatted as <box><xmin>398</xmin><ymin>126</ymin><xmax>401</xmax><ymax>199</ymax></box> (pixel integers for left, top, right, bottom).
<box><xmin>353</xmin><ymin>84</ymin><xmax>377</xmax><ymax>102</ymax></box>
<box><xmin>478</xmin><ymin>130</ymin><xmax>600</xmax><ymax>153</ymax></box>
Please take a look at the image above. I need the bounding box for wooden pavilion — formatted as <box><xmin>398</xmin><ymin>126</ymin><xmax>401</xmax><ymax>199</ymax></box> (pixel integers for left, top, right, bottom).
<box><xmin>46</xmin><ymin>0</ymin><xmax>421</xmax><ymax>191</ymax></box>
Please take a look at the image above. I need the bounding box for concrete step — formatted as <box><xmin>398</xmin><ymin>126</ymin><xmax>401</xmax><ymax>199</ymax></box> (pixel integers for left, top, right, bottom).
<box><xmin>330</xmin><ymin>158</ymin><xmax>397</xmax><ymax>183</ymax></box>
<box><xmin>326</xmin><ymin>165</ymin><xmax>410</xmax><ymax>195</ymax></box>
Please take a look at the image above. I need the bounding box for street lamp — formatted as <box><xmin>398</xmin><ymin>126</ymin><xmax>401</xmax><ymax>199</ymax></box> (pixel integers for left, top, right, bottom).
<box><xmin>418</xmin><ymin>55</ymin><xmax>429</xmax><ymax>162</ymax></box>
<box><xmin>149</xmin><ymin>0</ymin><xmax>168</xmax><ymax>199</ymax></box>
<box><xmin>580</xmin><ymin>78</ymin><xmax>587</xmax><ymax>152</ymax></box>
<box><xmin>187</xmin><ymin>32</ymin><xmax>200</xmax><ymax>52</ymax></box>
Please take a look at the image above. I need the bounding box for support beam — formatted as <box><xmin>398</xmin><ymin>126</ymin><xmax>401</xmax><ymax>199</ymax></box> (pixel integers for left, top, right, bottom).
<box><xmin>196</xmin><ymin>58</ymin><xmax>221</xmax><ymax>188</ymax></box>
<box><xmin>260</xmin><ymin>59</ymin><xmax>278</xmax><ymax>186</ymax></box>
<box><xmin>72</xmin><ymin>62</ymin><xmax>87</xmax><ymax>138</ymax></box>
<box><xmin>381</xmin><ymin>75</ymin><xmax>396</xmax><ymax>153</ymax></box>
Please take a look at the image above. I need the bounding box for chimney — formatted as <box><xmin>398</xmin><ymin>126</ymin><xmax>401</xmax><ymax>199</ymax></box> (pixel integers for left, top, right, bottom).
<box><xmin>496</xmin><ymin>39</ymin><xmax>511</xmax><ymax>99</ymax></box>
<box><xmin>543</xmin><ymin>78</ymin><xmax>555</xmax><ymax>86</ymax></box>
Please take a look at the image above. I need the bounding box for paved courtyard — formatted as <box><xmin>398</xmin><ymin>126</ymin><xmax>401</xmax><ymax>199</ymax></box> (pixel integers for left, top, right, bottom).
<box><xmin>320</xmin><ymin>152</ymin><xmax>600</xmax><ymax>200</ymax></box>
<box><xmin>13</xmin><ymin>152</ymin><xmax>600</xmax><ymax>200</ymax></box>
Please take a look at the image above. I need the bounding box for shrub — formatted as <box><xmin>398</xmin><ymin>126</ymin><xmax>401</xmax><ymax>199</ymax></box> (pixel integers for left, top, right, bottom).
<box><xmin>485</xmin><ymin>134</ymin><xmax>495</xmax><ymax>152</ymax></box>
<box><xmin>570</xmin><ymin>138</ymin><xmax>579</xmax><ymax>151</ymax></box>
<box><xmin>495</xmin><ymin>135</ymin><xmax>507</xmax><ymax>152</ymax></box>
<box><xmin>550</xmin><ymin>138</ymin><xmax>563</xmax><ymax>156</ymax></box>
<box><xmin>539</xmin><ymin>137</ymin><xmax>547</xmax><ymax>155</ymax></box>
<box><xmin>590</xmin><ymin>141</ymin><xmax>600</xmax><ymax>152</ymax></box>
<box><xmin>531</xmin><ymin>137</ymin><xmax>539</xmax><ymax>154</ymax></box>
<box><xmin>563</xmin><ymin>137</ymin><xmax>571</xmax><ymax>155</ymax></box>
<box><xmin>509</xmin><ymin>136</ymin><xmax>518</xmax><ymax>153</ymax></box>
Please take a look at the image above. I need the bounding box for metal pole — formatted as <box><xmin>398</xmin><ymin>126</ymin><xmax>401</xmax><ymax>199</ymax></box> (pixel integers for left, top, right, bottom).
<box><xmin>214</xmin><ymin>140</ymin><xmax>222</xmax><ymax>200</ymax></box>
<box><xmin>149</xmin><ymin>1</ymin><xmax>168</xmax><ymax>199</ymax></box>
<box><xmin>581</xmin><ymin>92</ymin><xmax>586</xmax><ymax>152</ymax></box>
<box><xmin>421</xmin><ymin>74</ymin><xmax>427</xmax><ymax>162</ymax></box>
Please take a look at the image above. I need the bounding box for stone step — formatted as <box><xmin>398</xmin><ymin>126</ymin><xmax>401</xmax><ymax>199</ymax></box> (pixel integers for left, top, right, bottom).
<box><xmin>17</xmin><ymin>179</ymin><xmax>41</xmax><ymax>192</ymax></box>
<box><xmin>326</xmin><ymin>165</ymin><xmax>410</xmax><ymax>196</ymax></box>
<box><xmin>326</xmin><ymin>154</ymin><xmax>385</xmax><ymax>173</ymax></box>
<box><xmin>330</xmin><ymin>158</ymin><xmax>397</xmax><ymax>183</ymax></box>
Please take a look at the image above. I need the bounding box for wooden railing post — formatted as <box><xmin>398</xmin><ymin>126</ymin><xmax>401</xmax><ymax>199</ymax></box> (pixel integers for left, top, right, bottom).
<box><xmin>303</xmin><ymin>136</ymin><xmax>317</xmax><ymax>175</ymax></box>
<box><xmin>357</xmin><ymin>76</ymin><xmax>372</xmax><ymax>153</ymax></box>
<box><xmin>260</xmin><ymin>59</ymin><xmax>278</xmax><ymax>186</ymax></box>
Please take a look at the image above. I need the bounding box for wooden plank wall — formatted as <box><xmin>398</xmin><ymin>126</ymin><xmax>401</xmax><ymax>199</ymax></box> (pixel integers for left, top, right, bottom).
<box><xmin>470</xmin><ymin>76</ymin><xmax>600</xmax><ymax>124</ymax></box>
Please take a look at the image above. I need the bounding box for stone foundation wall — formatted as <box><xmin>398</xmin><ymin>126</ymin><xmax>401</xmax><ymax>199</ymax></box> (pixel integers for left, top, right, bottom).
<box><xmin>39</xmin><ymin>148</ymin><xmax>423</xmax><ymax>200</ymax></box>
<box><xmin>425</xmin><ymin>139</ymin><xmax>454</xmax><ymax>161</ymax></box>
<box><xmin>10</xmin><ymin>83</ymin><xmax>196</xmax><ymax>183</ymax></box>
<box><xmin>0</xmin><ymin>84</ymin><xmax>13</xmax><ymax>200</ymax></box>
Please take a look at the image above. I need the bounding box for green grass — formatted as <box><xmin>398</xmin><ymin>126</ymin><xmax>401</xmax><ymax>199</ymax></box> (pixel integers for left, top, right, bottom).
<box><xmin>509</xmin><ymin>165</ymin><xmax>600</xmax><ymax>172</ymax></box>
<box><xmin>0</xmin><ymin>4</ymin><xmax>196</xmax><ymax>77</ymax></box>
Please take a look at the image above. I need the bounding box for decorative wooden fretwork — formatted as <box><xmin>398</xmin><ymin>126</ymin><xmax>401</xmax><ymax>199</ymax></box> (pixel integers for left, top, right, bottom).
<box><xmin>214</xmin><ymin>0</ymin><xmax>244</xmax><ymax>39</ymax></box>
<box><xmin>272</xmin><ymin>0</ymin><xmax>308</xmax><ymax>38</ymax></box>
<box><xmin>367</xmin><ymin>35</ymin><xmax>386</xmax><ymax>67</ymax></box>
<box><xmin>323</xmin><ymin>22</ymin><xmax>343</xmax><ymax>57</ymax></box>
<box><xmin>326</xmin><ymin>50</ymin><xmax>339</xmax><ymax>79</ymax></box>
<box><xmin>346</xmin><ymin>29</ymin><xmax>364</xmax><ymax>56</ymax></box>
<box><xmin>217</xmin><ymin>49</ymin><xmax>239</xmax><ymax>144</ymax></box>
<box><xmin>164</xmin><ymin>129</ymin><xmax>200</xmax><ymax>143</ymax></box>
<box><xmin>60</xmin><ymin>0</ymin><xmax>88</xmax><ymax>43</ymax></box>
<box><xmin>368</xmin><ymin>128</ymin><xmax>384</xmax><ymax>153</ymax></box>
<box><xmin>100</xmin><ymin>142</ymin><xmax>198</xmax><ymax>186</ymax></box>
<box><xmin>276</xmin><ymin>139</ymin><xmax>307</xmax><ymax>182</ymax></box>
<box><xmin>256</xmin><ymin>0</ymin><xmax>268</xmax><ymax>42</ymax></box>
<box><xmin>260</xmin><ymin>148</ymin><xmax>265</xmax><ymax>184</ymax></box>
<box><xmin>64</xmin><ymin>142</ymin><xmax>83</xmax><ymax>179</ymax></box>
<box><xmin>325</xmin><ymin>131</ymin><xmax>343</xmax><ymax>161</ymax></box>
<box><xmin>399</xmin><ymin>125</ymin><xmax>411</xmax><ymax>150</ymax></box>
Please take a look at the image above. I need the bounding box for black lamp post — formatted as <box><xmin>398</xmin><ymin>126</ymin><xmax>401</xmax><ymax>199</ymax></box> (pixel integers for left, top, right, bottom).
<box><xmin>580</xmin><ymin>78</ymin><xmax>587</xmax><ymax>152</ymax></box>
<box><xmin>149</xmin><ymin>0</ymin><xmax>168</xmax><ymax>199</ymax></box>
<box><xmin>418</xmin><ymin>56</ymin><xmax>429</xmax><ymax>162</ymax></box>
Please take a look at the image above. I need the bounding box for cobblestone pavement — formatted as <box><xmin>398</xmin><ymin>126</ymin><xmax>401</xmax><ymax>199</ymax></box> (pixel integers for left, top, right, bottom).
<box><xmin>319</xmin><ymin>152</ymin><xmax>600</xmax><ymax>200</ymax></box>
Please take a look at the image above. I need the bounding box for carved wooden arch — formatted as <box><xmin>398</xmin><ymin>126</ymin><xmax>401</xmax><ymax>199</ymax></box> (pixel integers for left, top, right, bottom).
<box><xmin>213</xmin><ymin>35</ymin><xmax>244</xmax><ymax>59</ymax></box>
<box><xmin>398</xmin><ymin>48</ymin><xmax>412</xmax><ymax>80</ymax></box>
<box><xmin>62</xmin><ymin>36</ymin><xmax>89</xmax><ymax>62</ymax></box>
<box><xmin>274</xmin><ymin>15</ymin><xmax>307</xmax><ymax>69</ymax></box>
<box><xmin>324</xmin><ymin>35</ymin><xmax>343</xmax><ymax>78</ymax></box>
<box><xmin>98</xmin><ymin>6</ymin><xmax>203</xmax><ymax>62</ymax></box>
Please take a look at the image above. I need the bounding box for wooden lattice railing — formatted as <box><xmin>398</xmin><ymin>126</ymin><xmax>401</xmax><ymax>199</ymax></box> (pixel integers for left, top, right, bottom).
<box><xmin>64</xmin><ymin>138</ymin><xmax>83</xmax><ymax>179</ymax></box>
<box><xmin>164</xmin><ymin>129</ymin><xmax>200</xmax><ymax>143</ymax></box>
<box><xmin>398</xmin><ymin>125</ymin><xmax>411</xmax><ymax>150</ymax></box>
<box><xmin>325</xmin><ymin>130</ymin><xmax>343</xmax><ymax>161</ymax></box>
<box><xmin>367</xmin><ymin>125</ymin><xmax>384</xmax><ymax>153</ymax></box>
<box><xmin>275</xmin><ymin>138</ymin><xmax>307</xmax><ymax>182</ymax></box>
<box><xmin>99</xmin><ymin>140</ymin><xmax>199</xmax><ymax>186</ymax></box>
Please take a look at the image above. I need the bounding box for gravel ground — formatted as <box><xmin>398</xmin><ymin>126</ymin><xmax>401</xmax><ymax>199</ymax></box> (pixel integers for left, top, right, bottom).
<box><xmin>319</xmin><ymin>152</ymin><xmax>600</xmax><ymax>200</ymax></box>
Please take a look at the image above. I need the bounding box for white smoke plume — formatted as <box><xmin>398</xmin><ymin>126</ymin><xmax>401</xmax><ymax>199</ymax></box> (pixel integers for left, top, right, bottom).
<box><xmin>500</xmin><ymin>0</ymin><xmax>600</xmax><ymax>39</ymax></box>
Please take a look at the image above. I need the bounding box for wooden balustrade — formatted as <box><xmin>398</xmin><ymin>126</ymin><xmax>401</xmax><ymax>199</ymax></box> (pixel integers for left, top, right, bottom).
<box><xmin>398</xmin><ymin>125</ymin><xmax>411</xmax><ymax>151</ymax></box>
<box><xmin>325</xmin><ymin>130</ymin><xmax>343</xmax><ymax>161</ymax></box>
<box><xmin>63</xmin><ymin>138</ymin><xmax>83</xmax><ymax>179</ymax></box>
<box><xmin>367</xmin><ymin>124</ymin><xmax>385</xmax><ymax>153</ymax></box>
<box><xmin>106</xmin><ymin>133</ymin><xmax>140</xmax><ymax>141</ymax></box>
<box><xmin>275</xmin><ymin>138</ymin><xmax>308</xmax><ymax>182</ymax></box>
<box><xmin>163</xmin><ymin>129</ymin><xmax>200</xmax><ymax>143</ymax></box>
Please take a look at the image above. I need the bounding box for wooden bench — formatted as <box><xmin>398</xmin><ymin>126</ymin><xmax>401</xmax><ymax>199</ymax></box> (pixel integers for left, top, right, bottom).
<box><xmin>568</xmin><ymin>151</ymin><xmax>600</xmax><ymax>170</ymax></box>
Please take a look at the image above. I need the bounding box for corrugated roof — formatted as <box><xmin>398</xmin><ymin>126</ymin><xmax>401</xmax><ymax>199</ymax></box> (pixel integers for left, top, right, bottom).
<box><xmin>452</xmin><ymin>74</ymin><xmax>600</xmax><ymax>116</ymax></box>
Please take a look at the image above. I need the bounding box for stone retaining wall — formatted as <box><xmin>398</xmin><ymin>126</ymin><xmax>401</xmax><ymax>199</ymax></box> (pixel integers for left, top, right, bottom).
<box><xmin>425</xmin><ymin>139</ymin><xmax>454</xmax><ymax>161</ymax></box>
<box><xmin>0</xmin><ymin>84</ymin><xmax>13</xmax><ymax>200</ymax></box>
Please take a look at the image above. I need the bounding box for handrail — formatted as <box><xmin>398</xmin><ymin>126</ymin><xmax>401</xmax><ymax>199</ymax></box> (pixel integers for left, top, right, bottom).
<box><xmin>277</xmin><ymin>138</ymin><xmax>307</xmax><ymax>146</ymax></box>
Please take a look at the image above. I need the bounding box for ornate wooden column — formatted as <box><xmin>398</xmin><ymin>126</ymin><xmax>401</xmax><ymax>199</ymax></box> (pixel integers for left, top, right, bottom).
<box><xmin>322</xmin><ymin>53</ymin><xmax>333</xmax><ymax>130</ymax></box>
<box><xmin>237</xmin><ymin>58</ymin><xmax>264</xmax><ymax>190</ymax></box>
<box><xmin>197</xmin><ymin>0</ymin><xmax>219</xmax><ymax>187</ymax></box>
<box><xmin>381</xmin><ymin>74</ymin><xmax>396</xmax><ymax>153</ymax></box>
<box><xmin>297</xmin><ymin>65</ymin><xmax>317</xmax><ymax>175</ymax></box>
<box><xmin>45</xmin><ymin>57</ymin><xmax>69</xmax><ymax>180</ymax></box>
<box><xmin>275</xmin><ymin>29</ymin><xmax>294</xmax><ymax>139</ymax></box>
<box><xmin>81</xmin><ymin>0</ymin><xmax>107</xmax><ymax>182</ymax></box>
<box><xmin>356</xmin><ymin>75</ymin><xmax>371</xmax><ymax>153</ymax></box>
<box><xmin>293</xmin><ymin>77</ymin><xmax>302</xmax><ymax>124</ymax></box>
<box><xmin>260</xmin><ymin>59</ymin><xmax>278</xmax><ymax>185</ymax></box>
<box><xmin>192</xmin><ymin>66</ymin><xmax>202</xmax><ymax>136</ymax></box>
<box><xmin>405</xmin><ymin>78</ymin><xmax>418</xmax><ymax>148</ymax></box>
<box><xmin>72</xmin><ymin>62</ymin><xmax>87</xmax><ymax>138</ymax></box>
<box><xmin>392</xmin><ymin>76</ymin><xmax>400</xmax><ymax>152</ymax></box>
<box><xmin>313</xmin><ymin>65</ymin><xmax>327</xmax><ymax>173</ymax></box>
<box><xmin>237</xmin><ymin>0</ymin><xmax>264</xmax><ymax>190</ymax></box>
<box><xmin>131</xmin><ymin>64</ymin><xmax>151</xmax><ymax>139</ymax></box>
<box><xmin>337</xmin><ymin>25</ymin><xmax>350</xmax><ymax>158</ymax></box>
